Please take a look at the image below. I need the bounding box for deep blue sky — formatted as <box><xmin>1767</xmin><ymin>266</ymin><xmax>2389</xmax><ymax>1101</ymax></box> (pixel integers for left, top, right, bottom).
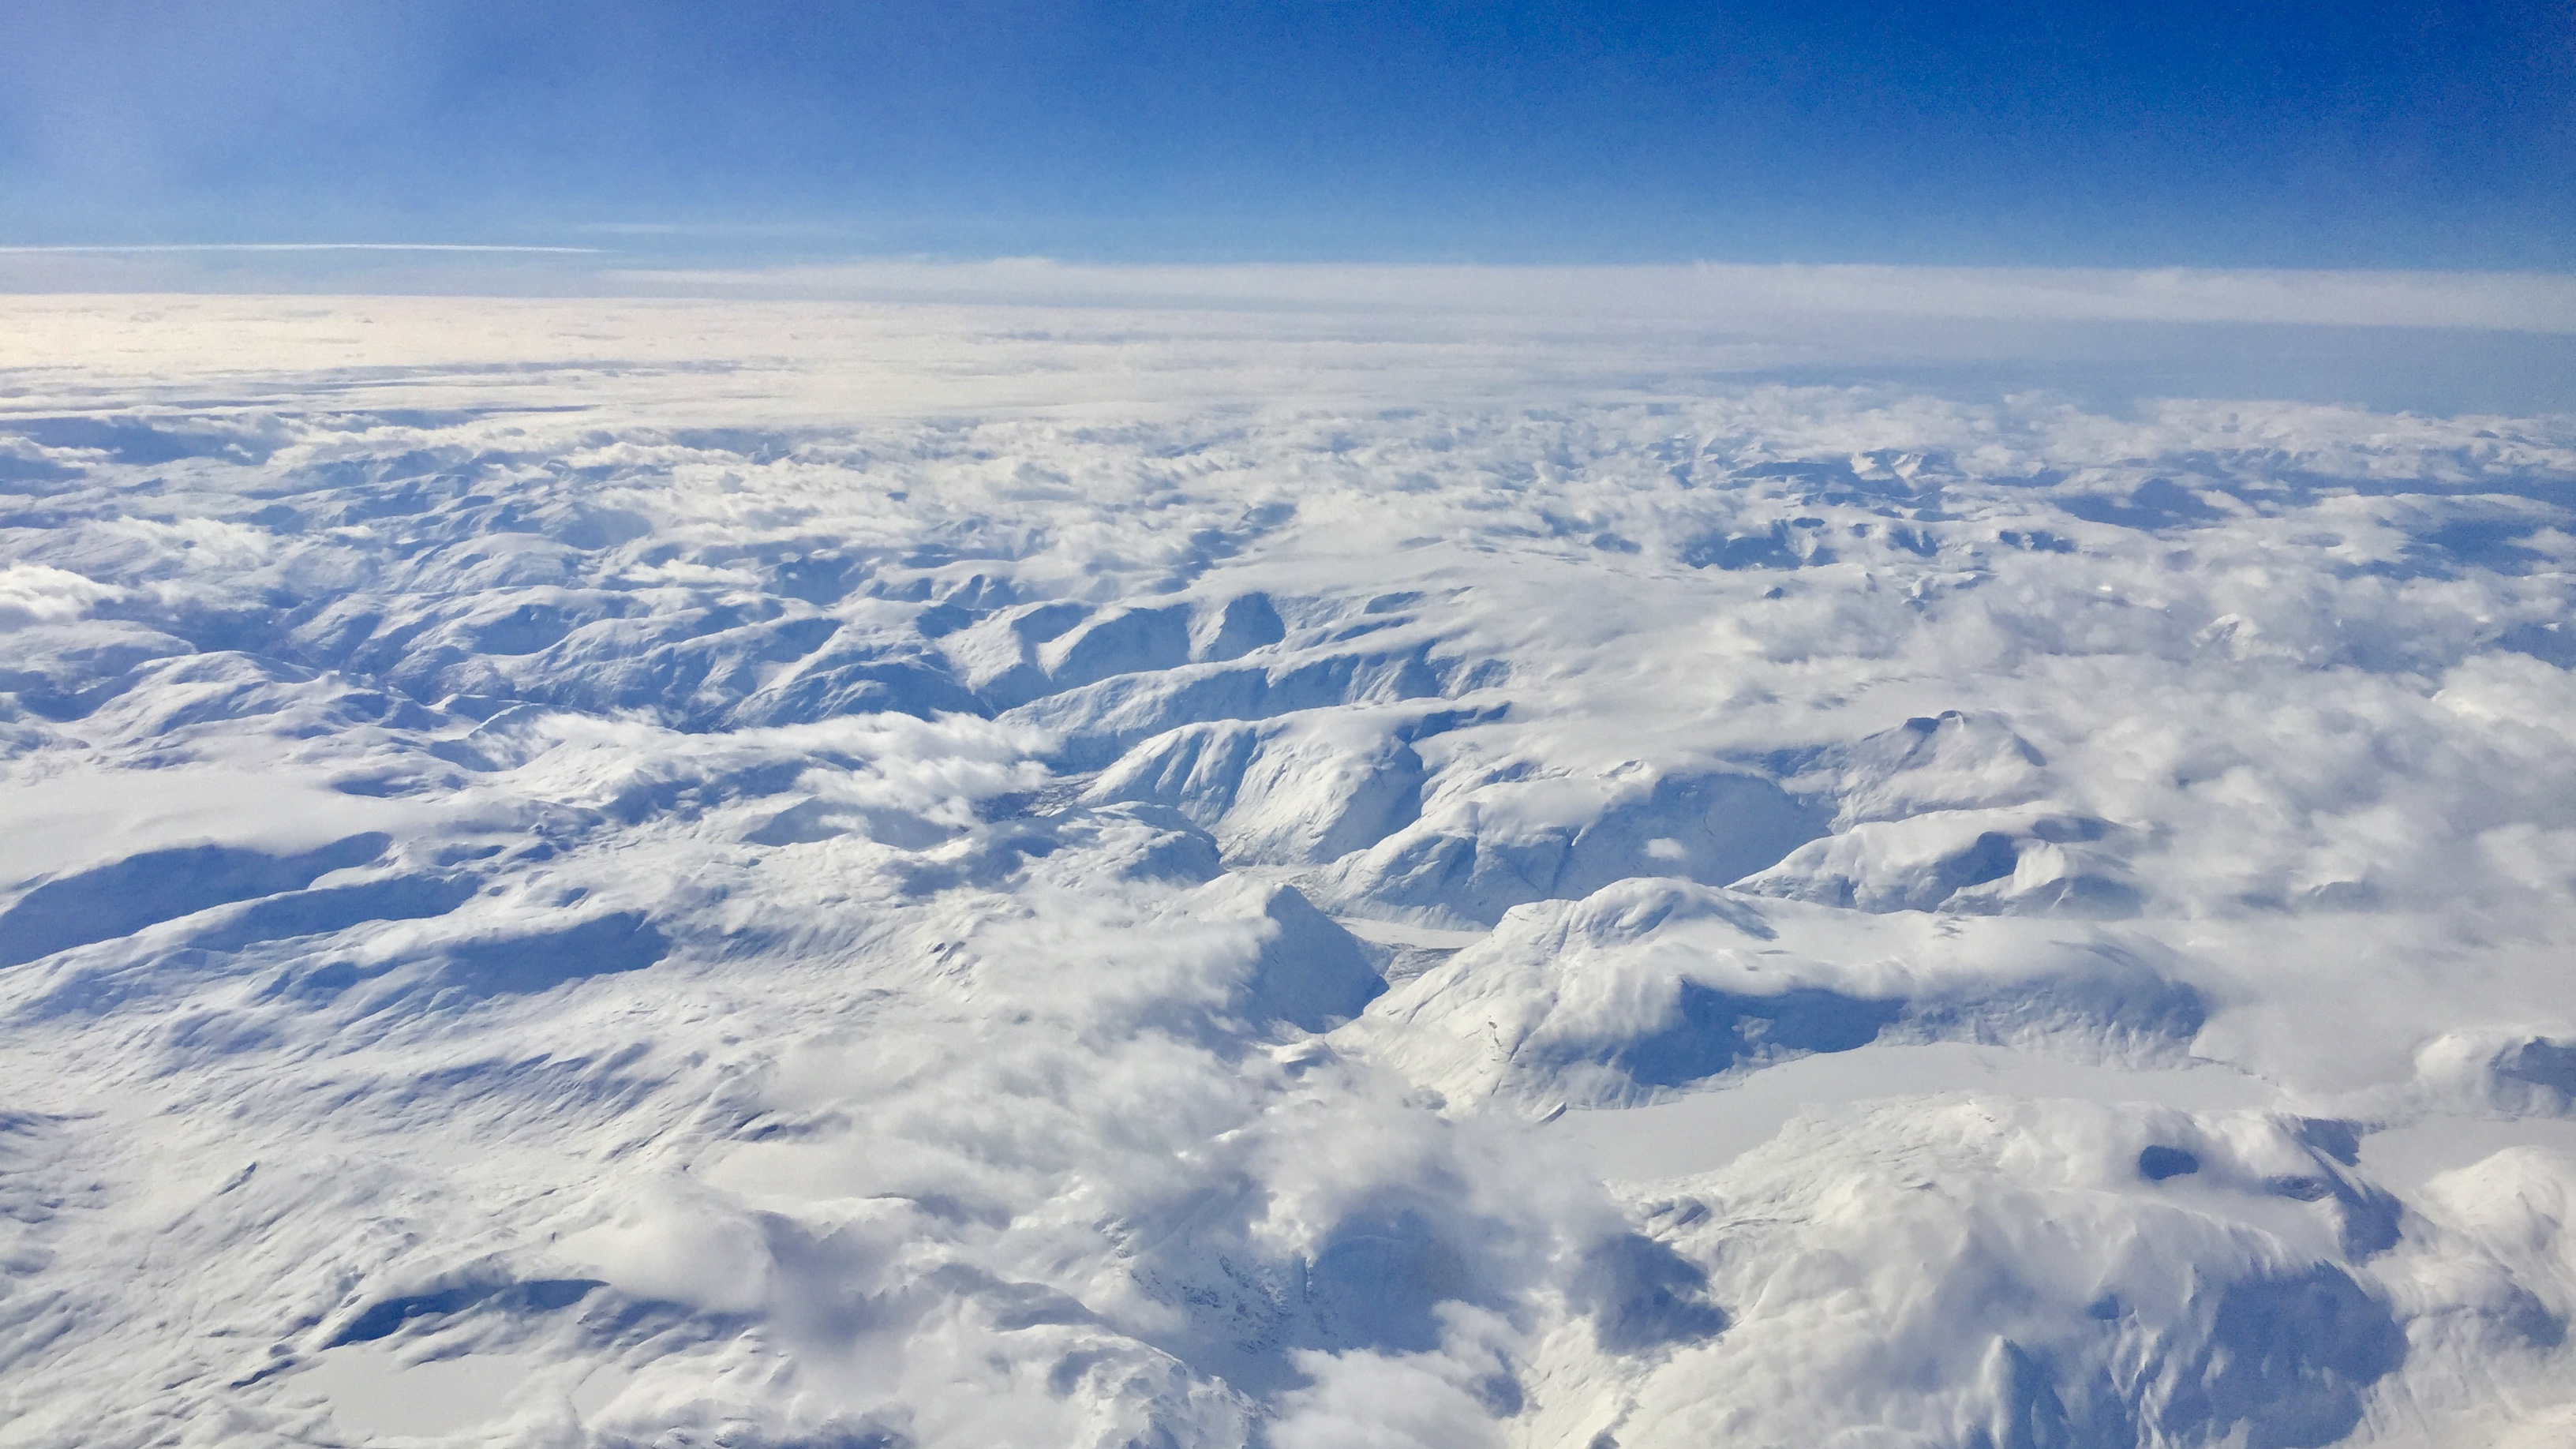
<box><xmin>2</xmin><ymin>1</ymin><xmax>2570</xmax><ymax>268</ymax></box>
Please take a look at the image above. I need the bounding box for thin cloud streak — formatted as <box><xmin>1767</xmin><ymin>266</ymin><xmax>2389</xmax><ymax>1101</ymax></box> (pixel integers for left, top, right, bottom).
<box><xmin>0</xmin><ymin>243</ymin><xmax>605</xmax><ymax>255</ymax></box>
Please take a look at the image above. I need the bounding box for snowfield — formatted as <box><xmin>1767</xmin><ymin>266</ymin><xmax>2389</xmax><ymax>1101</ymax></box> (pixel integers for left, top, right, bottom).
<box><xmin>3</xmin><ymin>290</ymin><xmax>2576</xmax><ymax>1447</ymax></box>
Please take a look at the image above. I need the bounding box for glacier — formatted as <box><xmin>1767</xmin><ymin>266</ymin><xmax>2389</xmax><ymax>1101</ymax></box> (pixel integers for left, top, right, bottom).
<box><xmin>1</xmin><ymin>291</ymin><xmax>2574</xmax><ymax>1447</ymax></box>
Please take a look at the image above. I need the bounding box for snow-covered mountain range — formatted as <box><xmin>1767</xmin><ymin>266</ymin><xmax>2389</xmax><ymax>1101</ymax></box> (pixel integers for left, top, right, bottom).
<box><xmin>3</xmin><ymin>293</ymin><xmax>2574</xmax><ymax>1447</ymax></box>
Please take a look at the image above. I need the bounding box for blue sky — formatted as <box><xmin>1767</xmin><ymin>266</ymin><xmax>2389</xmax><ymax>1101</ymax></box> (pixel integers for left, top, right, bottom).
<box><xmin>2</xmin><ymin>1</ymin><xmax>2570</xmax><ymax>268</ymax></box>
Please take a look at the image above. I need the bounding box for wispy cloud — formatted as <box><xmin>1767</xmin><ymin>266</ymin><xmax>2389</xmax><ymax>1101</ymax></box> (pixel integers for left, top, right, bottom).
<box><xmin>0</xmin><ymin>243</ymin><xmax>604</xmax><ymax>255</ymax></box>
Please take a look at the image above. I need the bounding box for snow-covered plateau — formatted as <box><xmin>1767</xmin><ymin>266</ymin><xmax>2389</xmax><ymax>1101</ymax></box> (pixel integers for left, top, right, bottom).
<box><xmin>3</xmin><ymin>291</ymin><xmax>2576</xmax><ymax>1448</ymax></box>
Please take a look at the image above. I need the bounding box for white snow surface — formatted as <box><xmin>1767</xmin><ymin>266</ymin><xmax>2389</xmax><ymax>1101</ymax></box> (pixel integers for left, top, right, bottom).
<box><xmin>1</xmin><ymin>293</ymin><xmax>2574</xmax><ymax>1447</ymax></box>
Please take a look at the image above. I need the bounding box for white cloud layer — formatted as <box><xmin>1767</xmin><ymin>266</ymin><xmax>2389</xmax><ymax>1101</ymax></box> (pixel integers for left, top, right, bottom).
<box><xmin>10</xmin><ymin>253</ymin><xmax>2574</xmax><ymax>335</ymax></box>
<box><xmin>620</xmin><ymin>259</ymin><xmax>2576</xmax><ymax>332</ymax></box>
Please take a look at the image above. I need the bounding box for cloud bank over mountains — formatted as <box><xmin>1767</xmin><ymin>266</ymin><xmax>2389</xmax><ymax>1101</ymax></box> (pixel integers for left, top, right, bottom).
<box><xmin>619</xmin><ymin>260</ymin><xmax>2576</xmax><ymax>331</ymax></box>
<box><xmin>2</xmin><ymin>294</ymin><xmax>2575</xmax><ymax>1446</ymax></box>
<box><xmin>5</xmin><ymin>268</ymin><xmax>2574</xmax><ymax>421</ymax></box>
<box><xmin>12</xmin><ymin>256</ymin><xmax>2576</xmax><ymax>331</ymax></box>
